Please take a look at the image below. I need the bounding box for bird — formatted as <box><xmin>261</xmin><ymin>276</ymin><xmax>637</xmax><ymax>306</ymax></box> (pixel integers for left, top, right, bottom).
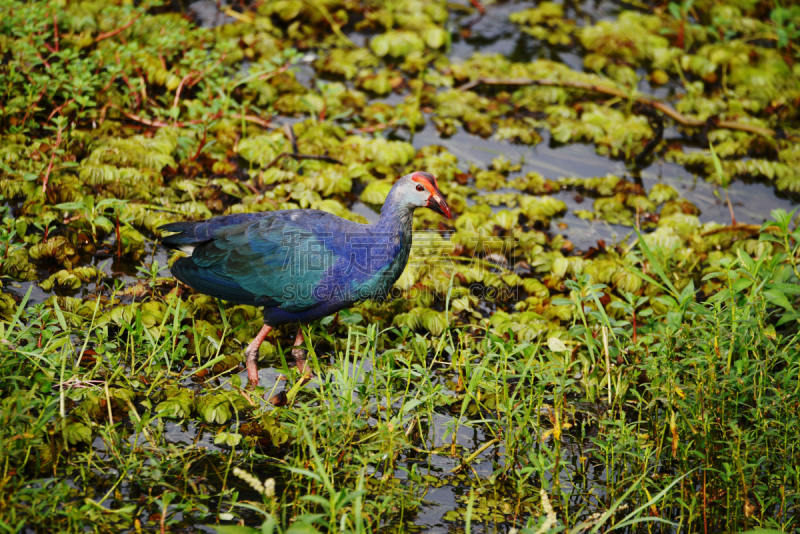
<box><xmin>159</xmin><ymin>171</ymin><xmax>452</xmax><ymax>387</ymax></box>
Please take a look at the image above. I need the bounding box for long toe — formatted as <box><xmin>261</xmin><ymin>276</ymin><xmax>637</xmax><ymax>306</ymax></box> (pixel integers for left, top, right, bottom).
<box><xmin>292</xmin><ymin>346</ymin><xmax>314</xmax><ymax>379</ymax></box>
<box><xmin>245</xmin><ymin>347</ymin><xmax>260</xmax><ymax>388</ymax></box>
<box><xmin>244</xmin><ymin>325</ymin><xmax>272</xmax><ymax>388</ymax></box>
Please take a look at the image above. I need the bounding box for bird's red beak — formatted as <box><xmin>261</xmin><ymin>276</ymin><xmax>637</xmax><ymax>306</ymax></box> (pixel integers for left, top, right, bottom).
<box><xmin>412</xmin><ymin>171</ymin><xmax>452</xmax><ymax>219</ymax></box>
<box><xmin>426</xmin><ymin>193</ymin><xmax>452</xmax><ymax>219</ymax></box>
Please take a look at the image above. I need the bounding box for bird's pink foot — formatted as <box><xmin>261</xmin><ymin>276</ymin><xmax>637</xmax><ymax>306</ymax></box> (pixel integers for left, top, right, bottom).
<box><xmin>293</xmin><ymin>327</ymin><xmax>314</xmax><ymax>380</ymax></box>
<box><xmin>245</xmin><ymin>348</ymin><xmax>259</xmax><ymax>389</ymax></box>
<box><xmin>245</xmin><ymin>325</ymin><xmax>273</xmax><ymax>388</ymax></box>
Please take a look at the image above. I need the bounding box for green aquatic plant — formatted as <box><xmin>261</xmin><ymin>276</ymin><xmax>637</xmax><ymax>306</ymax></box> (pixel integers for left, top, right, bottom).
<box><xmin>1</xmin><ymin>0</ymin><xmax>800</xmax><ymax>531</ymax></box>
<box><xmin>510</xmin><ymin>2</ymin><xmax>575</xmax><ymax>46</ymax></box>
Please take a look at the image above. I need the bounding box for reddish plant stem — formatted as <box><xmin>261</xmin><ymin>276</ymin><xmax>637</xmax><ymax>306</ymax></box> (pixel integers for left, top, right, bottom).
<box><xmin>119</xmin><ymin>111</ymin><xmax>179</xmax><ymax>128</ymax></box>
<box><xmin>348</xmin><ymin>123</ymin><xmax>393</xmax><ymax>134</ymax></box>
<box><xmin>172</xmin><ymin>72</ymin><xmax>202</xmax><ymax>111</ymax></box>
<box><xmin>48</xmin><ymin>98</ymin><xmax>76</xmax><ymax>120</ymax></box>
<box><xmin>703</xmin><ymin>467</ymin><xmax>708</xmax><ymax>534</ymax></box>
<box><xmin>34</xmin><ymin>49</ymin><xmax>51</xmax><ymax>70</ymax></box>
<box><xmin>95</xmin><ymin>16</ymin><xmax>139</xmax><ymax>43</ymax></box>
<box><xmin>116</xmin><ymin>215</ymin><xmax>122</xmax><ymax>258</ymax></box>
<box><xmin>457</xmin><ymin>77</ymin><xmax>798</xmax><ymax>141</ymax></box>
<box><xmin>700</xmin><ymin>223</ymin><xmax>760</xmax><ymax>237</ymax></box>
<box><xmin>20</xmin><ymin>88</ymin><xmax>48</xmax><ymax>127</ymax></box>
<box><xmin>259</xmin><ymin>62</ymin><xmax>291</xmax><ymax>81</ymax></box>
<box><xmin>41</xmin><ymin>18</ymin><xmax>57</xmax><ymax>54</ymax></box>
<box><xmin>115</xmin><ymin>106</ymin><xmax>223</xmax><ymax>129</ymax></box>
<box><xmin>190</xmin><ymin>126</ymin><xmax>208</xmax><ymax>161</ymax></box>
<box><xmin>243</xmin><ymin>182</ymin><xmax>260</xmax><ymax>196</ymax></box>
<box><xmin>53</xmin><ymin>13</ymin><xmax>59</xmax><ymax>52</ymax></box>
<box><xmin>119</xmin><ymin>74</ymin><xmax>141</xmax><ymax>108</ymax></box>
<box><xmin>97</xmin><ymin>101</ymin><xmax>113</xmax><ymax>125</ymax></box>
<box><xmin>470</xmin><ymin>0</ymin><xmax>486</xmax><ymax>14</ymax></box>
<box><xmin>725</xmin><ymin>189</ymin><xmax>737</xmax><ymax>226</ymax></box>
<box><xmin>230</xmin><ymin>113</ymin><xmax>276</xmax><ymax>129</ymax></box>
<box><xmin>97</xmin><ymin>75</ymin><xmax>119</xmax><ymax>97</ymax></box>
<box><xmin>41</xmin><ymin>124</ymin><xmax>63</xmax><ymax>198</ymax></box>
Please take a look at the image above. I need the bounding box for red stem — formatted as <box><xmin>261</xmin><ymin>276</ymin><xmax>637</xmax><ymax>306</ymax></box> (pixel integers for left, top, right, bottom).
<box><xmin>41</xmin><ymin>124</ymin><xmax>63</xmax><ymax>198</ymax></box>
<box><xmin>469</xmin><ymin>0</ymin><xmax>486</xmax><ymax>15</ymax></box>
<box><xmin>725</xmin><ymin>189</ymin><xmax>737</xmax><ymax>226</ymax></box>
<box><xmin>116</xmin><ymin>215</ymin><xmax>121</xmax><ymax>258</ymax></box>
<box><xmin>191</xmin><ymin>127</ymin><xmax>208</xmax><ymax>161</ymax></box>
<box><xmin>53</xmin><ymin>13</ymin><xmax>59</xmax><ymax>52</ymax></box>
<box><xmin>172</xmin><ymin>72</ymin><xmax>196</xmax><ymax>111</ymax></box>
<box><xmin>48</xmin><ymin>98</ymin><xmax>76</xmax><ymax>121</ymax></box>
<box><xmin>95</xmin><ymin>16</ymin><xmax>139</xmax><ymax>43</ymax></box>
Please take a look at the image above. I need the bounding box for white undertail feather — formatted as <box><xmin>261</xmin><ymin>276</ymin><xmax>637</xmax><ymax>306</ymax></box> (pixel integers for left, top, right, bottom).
<box><xmin>180</xmin><ymin>245</ymin><xmax>195</xmax><ymax>256</ymax></box>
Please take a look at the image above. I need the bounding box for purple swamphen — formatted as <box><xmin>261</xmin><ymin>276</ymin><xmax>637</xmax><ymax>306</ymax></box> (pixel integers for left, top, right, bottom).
<box><xmin>159</xmin><ymin>171</ymin><xmax>452</xmax><ymax>386</ymax></box>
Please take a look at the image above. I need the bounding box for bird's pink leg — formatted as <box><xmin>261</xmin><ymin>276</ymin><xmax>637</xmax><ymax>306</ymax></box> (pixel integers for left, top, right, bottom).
<box><xmin>245</xmin><ymin>325</ymin><xmax>272</xmax><ymax>386</ymax></box>
<box><xmin>292</xmin><ymin>326</ymin><xmax>313</xmax><ymax>378</ymax></box>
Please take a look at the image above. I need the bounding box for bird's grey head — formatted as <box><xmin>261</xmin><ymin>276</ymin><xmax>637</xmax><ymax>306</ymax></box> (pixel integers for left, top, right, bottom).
<box><xmin>385</xmin><ymin>171</ymin><xmax>452</xmax><ymax>219</ymax></box>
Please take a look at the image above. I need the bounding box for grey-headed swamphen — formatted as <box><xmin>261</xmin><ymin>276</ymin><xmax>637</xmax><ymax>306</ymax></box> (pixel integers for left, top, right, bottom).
<box><xmin>159</xmin><ymin>171</ymin><xmax>451</xmax><ymax>386</ymax></box>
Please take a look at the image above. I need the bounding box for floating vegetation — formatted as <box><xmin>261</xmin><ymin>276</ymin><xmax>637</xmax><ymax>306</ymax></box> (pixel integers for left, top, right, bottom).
<box><xmin>1</xmin><ymin>0</ymin><xmax>800</xmax><ymax>532</ymax></box>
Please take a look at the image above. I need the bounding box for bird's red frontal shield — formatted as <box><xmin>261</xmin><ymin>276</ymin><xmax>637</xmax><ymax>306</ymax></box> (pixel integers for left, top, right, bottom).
<box><xmin>411</xmin><ymin>172</ymin><xmax>452</xmax><ymax>219</ymax></box>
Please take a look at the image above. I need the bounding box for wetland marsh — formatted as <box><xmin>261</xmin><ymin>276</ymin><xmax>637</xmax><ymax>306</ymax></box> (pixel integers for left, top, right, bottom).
<box><xmin>1</xmin><ymin>0</ymin><xmax>800</xmax><ymax>532</ymax></box>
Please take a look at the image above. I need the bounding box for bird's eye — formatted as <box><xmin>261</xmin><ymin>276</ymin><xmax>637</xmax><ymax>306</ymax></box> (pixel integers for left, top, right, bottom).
<box><xmin>416</xmin><ymin>184</ymin><xmax>425</xmax><ymax>192</ymax></box>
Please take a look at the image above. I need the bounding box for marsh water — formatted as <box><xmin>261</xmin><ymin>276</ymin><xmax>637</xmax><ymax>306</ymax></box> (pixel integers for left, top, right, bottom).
<box><xmin>13</xmin><ymin>0</ymin><xmax>797</xmax><ymax>309</ymax></box>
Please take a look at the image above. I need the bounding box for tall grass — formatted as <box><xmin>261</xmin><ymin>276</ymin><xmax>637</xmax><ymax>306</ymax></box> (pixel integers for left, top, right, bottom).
<box><xmin>2</xmin><ymin>211</ymin><xmax>800</xmax><ymax>532</ymax></box>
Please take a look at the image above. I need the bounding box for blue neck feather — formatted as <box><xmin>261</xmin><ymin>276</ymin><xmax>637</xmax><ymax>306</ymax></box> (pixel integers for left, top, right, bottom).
<box><xmin>353</xmin><ymin>191</ymin><xmax>415</xmax><ymax>298</ymax></box>
<box><xmin>375</xmin><ymin>189</ymin><xmax>415</xmax><ymax>235</ymax></box>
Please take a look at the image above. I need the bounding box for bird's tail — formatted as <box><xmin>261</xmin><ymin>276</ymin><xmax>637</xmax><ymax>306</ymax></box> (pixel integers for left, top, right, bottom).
<box><xmin>171</xmin><ymin>257</ymin><xmax>259</xmax><ymax>306</ymax></box>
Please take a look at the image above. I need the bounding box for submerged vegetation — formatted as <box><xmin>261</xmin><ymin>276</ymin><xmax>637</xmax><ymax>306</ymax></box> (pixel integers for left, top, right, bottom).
<box><xmin>1</xmin><ymin>0</ymin><xmax>800</xmax><ymax>531</ymax></box>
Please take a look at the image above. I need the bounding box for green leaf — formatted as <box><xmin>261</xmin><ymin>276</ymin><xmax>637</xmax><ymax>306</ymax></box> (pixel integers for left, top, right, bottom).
<box><xmin>155</xmin><ymin>390</ymin><xmax>194</xmax><ymax>418</ymax></box>
<box><xmin>702</xmin><ymin>271</ymin><xmax>724</xmax><ymax>281</ymax></box>
<box><xmin>547</xmin><ymin>337</ymin><xmax>570</xmax><ymax>352</ymax></box>
<box><xmin>708</xmin><ymin>141</ymin><xmax>728</xmax><ymax>188</ymax></box>
<box><xmin>679</xmin><ymin>279</ymin><xmax>695</xmax><ymax>304</ymax></box>
<box><xmin>776</xmin><ymin>311</ymin><xmax>800</xmax><ymax>326</ymax></box>
<box><xmin>215</xmin><ymin>527</ymin><xmax>260</xmax><ymax>534</ymax></box>
<box><xmin>767</xmin><ymin>283</ymin><xmax>800</xmax><ymax>295</ymax></box>
<box><xmin>55</xmin><ymin>202</ymin><xmax>86</xmax><ymax>211</ymax></box>
<box><xmin>299</xmin><ymin>495</ymin><xmax>332</xmax><ymax>509</ymax></box>
<box><xmin>93</xmin><ymin>216</ymin><xmax>114</xmax><ymax>233</ymax></box>
<box><xmin>214</xmin><ymin>432</ymin><xmax>242</xmax><ymax>447</ymax></box>
<box><xmin>633</xmin><ymin>228</ymin><xmax>679</xmax><ymax>297</ymax></box>
<box><xmin>63</xmin><ymin>422</ymin><xmax>92</xmax><ymax>445</ymax></box>
<box><xmin>403</xmin><ymin>398</ymin><xmax>423</xmax><ymax>413</ymax></box>
<box><xmin>607</xmin><ymin>469</ymin><xmax>696</xmax><ymax>532</ymax></box>
<box><xmin>709</xmin><ymin>289</ymin><xmax>731</xmax><ymax>303</ymax></box>
<box><xmin>192</xmin><ymin>355</ymin><xmax>227</xmax><ymax>375</ymax></box>
<box><xmin>285</xmin><ymin>522</ymin><xmax>323</xmax><ymax>534</ymax></box>
<box><xmin>764</xmin><ymin>289</ymin><xmax>794</xmax><ymax>311</ymax></box>
<box><xmin>731</xmin><ymin>278</ymin><xmax>753</xmax><ymax>292</ymax></box>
